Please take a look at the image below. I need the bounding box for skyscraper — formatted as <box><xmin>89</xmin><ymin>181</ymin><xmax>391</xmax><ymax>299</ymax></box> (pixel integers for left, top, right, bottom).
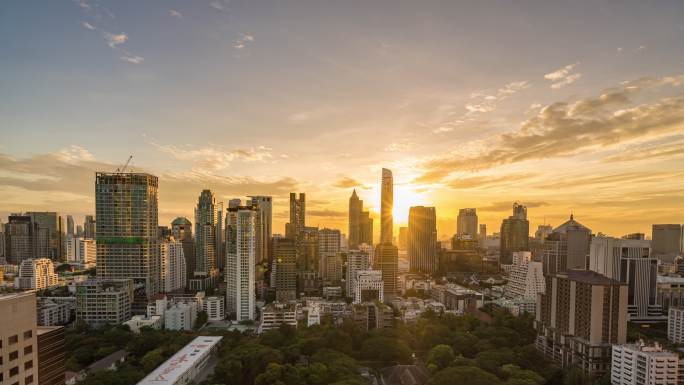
<box><xmin>374</xmin><ymin>243</ymin><xmax>398</xmax><ymax>301</ymax></box>
<box><xmin>192</xmin><ymin>190</ymin><xmax>222</xmax><ymax>291</ymax></box>
<box><xmin>171</xmin><ymin>217</ymin><xmax>195</xmax><ymax>284</ymax></box>
<box><xmin>249</xmin><ymin>196</ymin><xmax>273</xmax><ymax>282</ymax></box>
<box><xmin>408</xmin><ymin>206</ymin><xmax>437</xmax><ymax>274</ymax></box>
<box><xmin>84</xmin><ymin>215</ymin><xmax>96</xmax><ymax>239</ymax></box>
<box><xmin>273</xmin><ymin>237</ymin><xmax>297</xmax><ymax>302</ymax></box>
<box><xmin>95</xmin><ymin>172</ymin><xmax>160</xmax><ymax>297</ymax></box>
<box><xmin>4</xmin><ymin>215</ymin><xmax>35</xmax><ymax>264</ymax></box>
<box><xmin>160</xmin><ymin>239</ymin><xmax>186</xmax><ymax>293</ymax></box>
<box><xmin>380</xmin><ymin>168</ymin><xmax>393</xmax><ymax>244</ymax></box>
<box><xmin>499</xmin><ymin>202</ymin><xmax>529</xmax><ymax>265</ymax></box>
<box><xmin>286</xmin><ymin>193</ymin><xmax>305</xmax><ymax>240</ymax></box>
<box><xmin>26</xmin><ymin>212</ymin><xmax>63</xmax><ymax>261</ymax></box>
<box><xmin>542</xmin><ymin>215</ymin><xmax>592</xmax><ymax>276</ymax></box>
<box><xmin>398</xmin><ymin>227</ymin><xmax>408</xmax><ymax>251</ymax></box>
<box><xmin>652</xmin><ymin>224</ymin><xmax>682</xmax><ymax>263</ymax></box>
<box><xmin>348</xmin><ymin>189</ymin><xmax>362</xmax><ymax>248</ymax></box>
<box><xmin>456</xmin><ymin>208</ymin><xmax>478</xmax><ymax>238</ymax></box>
<box><xmin>225</xmin><ymin>205</ymin><xmax>256</xmax><ymax>321</ymax></box>
<box><xmin>318</xmin><ymin>228</ymin><xmax>341</xmax><ymax>255</ymax></box>
<box><xmin>66</xmin><ymin>215</ymin><xmax>74</xmax><ymax>238</ymax></box>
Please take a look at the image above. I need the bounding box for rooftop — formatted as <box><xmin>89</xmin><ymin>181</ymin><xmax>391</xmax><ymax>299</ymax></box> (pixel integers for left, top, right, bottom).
<box><xmin>565</xmin><ymin>270</ymin><xmax>622</xmax><ymax>285</ymax></box>
<box><xmin>137</xmin><ymin>336</ymin><xmax>222</xmax><ymax>385</ymax></box>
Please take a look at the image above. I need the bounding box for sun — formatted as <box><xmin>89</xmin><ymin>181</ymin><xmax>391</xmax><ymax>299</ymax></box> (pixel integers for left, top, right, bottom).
<box><xmin>392</xmin><ymin>185</ymin><xmax>427</xmax><ymax>225</ymax></box>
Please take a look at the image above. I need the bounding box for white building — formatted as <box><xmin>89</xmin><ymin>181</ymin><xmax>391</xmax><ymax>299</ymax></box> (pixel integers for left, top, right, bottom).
<box><xmin>203</xmin><ymin>296</ymin><xmax>225</xmax><ymax>321</ymax></box>
<box><xmin>668</xmin><ymin>307</ymin><xmax>684</xmax><ymax>344</ymax></box>
<box><xmin>15</xmin><ymin>258</ymin><xmax>59</xmax><ymax>290</ymax></box>
<box><xmin>37</xmin><ymin>297</ymin><xmax>74</xmax><ymax>326</ymax></box>
<box><xmin>505</xmin><ymin>251</ymin><xmax>545</xmax><ymax>300</ymax></box>
<box><xmin>358</xmin><ymin>243</ymin><xmax>375</xmax><ymax>266</ymax></box>
<box><xmin>354</xmin><ymin>270</ymin><xmax>384</xmax><ymax>304</ymax></box>
<box><xmin>225</xmin><ymin>206</ymin><xmax>256</xmax><ymax>321</ymax></box>
<box><xmin>164</xmin><ymin>302</ymin><xmax>197</xmax><ymax>331</ymax></box>
<box><xmin>161</xmin><ymin>240</ymin><xmax>186</xmax><ymax>293</ymax></box>
<box><xmin>307</xmin><ymin>304</ymin><xmax>321</xmax><ymax>327</ymax></box>
<box><xmin>66</xmin><ymin>237</ymin><xmax>96</xmax><ymax>268</ymax></box>
<box><xmin>346</xmin><ymin>250</ymin><xmax>370</xmax><ymax>299</ymax></box>
<box><xmin>260</xmin><ymin>302</ymin><xmax>299</xmax><ymax>333</ymax></box>
<box><xmin>611</xmin><ymin>341</ymin><xmax>680</xmax><ymax>385</ymax></box>
<box><xmin>124</xmin><ymin>315</ymin><xmax>163</xmax><ymax>333</ymax></box>
<box><xmin>137</xmin><ymin>336</ymin><xmax>222</xmax><ymax>385</ymax></box>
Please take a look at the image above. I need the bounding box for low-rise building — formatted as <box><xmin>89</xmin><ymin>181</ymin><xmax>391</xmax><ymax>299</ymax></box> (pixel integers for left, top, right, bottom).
<box><xmin>354</xmin><ymin>270</ymin><xmax>384</xmax><ymax>304</ymax></box>
<box><xmin>15</xmin><ymin>258</ymin><xmax>59</xmax><ymax>290</ymax></box>
<box><xmin>37</xmin><ymin>297</ymin><xmax>75</xmax><ymax>326</ymax></box>
<box><xmin>353</xmin><ymin>301</ymin><xmax>394</xmax><ymax>331</ymax></box>
<box><xmin>124</xmin><ymin>315</ymin><xmax>163</xmax><ymax>333</ymax></box>
<box><xmin>259</xmin><ymin>302</ymin><xmax>298</xmax><ymax>333</ymax></box>
<box><xmin>658</xmin><ymin>276</ymin><xmax>684</xmax><ymax>312</ymax></box>
<box><xmin>75</xmin><ymin>279</ymin><xmax>134</xmax><ymax>327</ymax></box>
<box><xmin>611</xmin><ymin>341</ymin><xmax>680</xmax><ymax>385</ymax></box>
<box><xmin>164</xmin><ymin>302</ymin><xmax>197</xmax><ymax>331</ymax></box>
<box><xmin>431</xmin><ymin>283</ymin><xmax>484</xmax><ymax>314</ymax></box>
<box><xmin>0</xmin><ymin>292</ymin><xmax>39</xmax><ymax>385</ymax></box>
<box><xmin>203</xmin><ymin>296</ymin><xmax>225</xmax><ymax>321</ymax></box>
<box><xmin>322</xmin><ymin>286</ymin><xmax>342</xmax><ymax>299</ymax></box>
<box><xmin>137</xmin><ymin>336</ymin><xmax>222</xmax><ymax>385</ymax></box>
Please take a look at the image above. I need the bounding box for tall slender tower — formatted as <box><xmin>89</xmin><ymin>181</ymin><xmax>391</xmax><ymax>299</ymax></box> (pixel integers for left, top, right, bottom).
<box><xmin>380</xmin><ymin>168</ymin><xmax>393</xmax><ymax>245</ymax></box>
<box><xmin>95</xmin><ymin>172</ymin><xmax>159</xmax><ymax>296</ymax></box>
<box><xmin>408</xmin><ymin>206</ymin><xmax>437</xmax><ymax>273</ymax></box>
<box><xmin>225</xmin><ymin>205</ymin><xmax>256</xmax><ymax>321</ymax></box>
<box><xmin>286</xmin><ymin>193</ymin><xmax>305</xmax><ymax>240</ymax></box>
<box><xmin>192</xmin><ymin>190</ymin><xmax>221</xmax><ymax>290</ymax></box>
<box><xmin>348</xmin><ymin>190</ymin><xmax>362</xmax><ymax>249</ymax></box>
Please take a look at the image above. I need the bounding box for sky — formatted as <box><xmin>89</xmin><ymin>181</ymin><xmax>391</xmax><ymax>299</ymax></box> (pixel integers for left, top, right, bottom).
<box><xmin>1</xmin><ymin>0</ymin><xmax>684</xmax><ymax>241</ymax></box>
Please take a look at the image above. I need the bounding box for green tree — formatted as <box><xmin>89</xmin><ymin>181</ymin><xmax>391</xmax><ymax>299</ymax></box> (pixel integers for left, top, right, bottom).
<box><xmin>429</xmin><ymin>366</ymin><xmax>502</xmax><ymax>385</ymax></box>
<box><xmin>254</xmin><ymin>363</ymin><xmax>301</xmax><ymax>385</ymax></box>
<box><xmin>426</xmin><ymin>344</ymin><xmax>455</xmax><ymax>371</ymax></box>
<box><xmin>360</xmin><ymin>336</ymin><xmax>412</xmax><ymax>364</ymax></box>
<box><xmin>141</xmin><ymin>348</ymin><xmax>165</xmax><ymax>372</ymax></box>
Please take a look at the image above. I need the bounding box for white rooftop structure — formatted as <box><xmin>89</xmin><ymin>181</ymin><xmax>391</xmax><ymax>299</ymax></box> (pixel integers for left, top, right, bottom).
<box><xmin>137</xmin><ymin>336</ymin><xmax>222</xmax><ymax>385</ymax></box>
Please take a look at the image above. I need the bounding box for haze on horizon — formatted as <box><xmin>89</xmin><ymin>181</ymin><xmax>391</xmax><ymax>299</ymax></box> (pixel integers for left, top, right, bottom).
<box><xmin>1</xmin><ymin>0</ymin><xmax>684</xmax><ymax>240</ymax></box>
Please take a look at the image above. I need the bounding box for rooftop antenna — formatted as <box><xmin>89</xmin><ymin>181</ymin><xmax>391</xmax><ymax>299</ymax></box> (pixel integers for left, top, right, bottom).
<box><xmin>116</xmin><ymin>155</ymin><xmax>133</xmax><ymax>173</ymax></box>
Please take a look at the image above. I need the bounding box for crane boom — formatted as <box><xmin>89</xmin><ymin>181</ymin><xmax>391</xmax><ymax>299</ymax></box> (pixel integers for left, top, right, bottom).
<box><xmin>117</xmin><ymin>155</ymin><xmax>133</xmax><ymax>172</ymax></box>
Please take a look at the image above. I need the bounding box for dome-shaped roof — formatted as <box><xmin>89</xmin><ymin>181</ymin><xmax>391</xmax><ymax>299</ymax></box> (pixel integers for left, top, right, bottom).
<box><xmin>171</xmin><ymin>216</ymin><xmax>191</xmax><ymax>226</ymax></box>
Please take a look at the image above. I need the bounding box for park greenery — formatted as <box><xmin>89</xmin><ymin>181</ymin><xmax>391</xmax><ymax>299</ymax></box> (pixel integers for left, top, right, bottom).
<box><xmin>64</xmin><ymin>304</ymin><xmax>613</xmax><ymax>385</ymax></box>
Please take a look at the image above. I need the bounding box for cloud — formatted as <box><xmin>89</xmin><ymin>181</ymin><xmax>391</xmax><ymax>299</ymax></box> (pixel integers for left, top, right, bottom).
<box><xmin>152</xmin><ymin>143</ymin><xmax>272</xmax><ymax>172</ymax></box>
<box><xmin>81</xmin><ymin>21</ymin><xmax>95</xmax><ymax>30</ymax></box>
<box><xmin>446</xmin><ymin>172</ymin><xmax>537</xmax><ymax>189</ymax></box>
<box><xmin>415</xmin><ymin>74</ymin><xmax>684</xmax><ymax>183</ymax></box>
<box><xmin>385</xmin><ymin>140</ymin><xmax>414</xmax><ymax>152</ymax></box>
<box><xmin>602</xmin><ymin>138</ymin><xmax>684</xmax><ymax>163</ymax></box>
<box><xmin>76</xmin><ymin>1</ymin><xmax>142</xmax><ymax>64</ymax></box>
<box><xmin>121</xmin><ymin>55</ymin><xmax>144</xmax><ymax>64</ymax></box>
<box><xmin>169</xmin><ymin>9</ymin><xmax>183</xmax><ymax>19</ymax></box>
<box><xmin>210</xmin><ymin>1</ymin><xmax>229</xmax><ymax>11</ymax></box>
<box><xmin>104</xmin><ymin>32</ymin><xmax>127</xmax><ymax>47</ymax></box>
<box><xmin>56</xmin><ymin>145</ymin><xmax>95</xmax><ymax>163</ymax></box>
<box><xmin>233</xmin><ymin>33</ymin><xmax>254</xmax><ymax>50</ymax></box>
<box><xmin>544</xmin><ymin>62</ymin><xmax>581</xmax><ymax>89</ymax></box>
<box><xmin>332</xmin><ymin>177</ymin><xmax>368</xmax><ymax>189</ymax></box>
<box><xmin>479</xmin><ymin>201</ymin><xmax>549</xmax><ymax>212</ymax></box>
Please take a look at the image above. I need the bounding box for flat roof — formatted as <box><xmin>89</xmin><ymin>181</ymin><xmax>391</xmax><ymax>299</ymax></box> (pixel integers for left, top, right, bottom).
<box><xmin>137</xmin><ymin>336</ymin><xmax>222</xmax><ymax>385</ymax></box>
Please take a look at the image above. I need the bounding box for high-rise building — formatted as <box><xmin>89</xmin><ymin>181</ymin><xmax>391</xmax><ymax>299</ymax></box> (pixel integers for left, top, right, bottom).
<box><xmin>171</xmin><ymin>217</ymin><xmax>195</xmax><ymax>284</ymax></box>
<box><xmin>375</xmin><ymin>243</ymin><xmax>398</xmax><ymax>301</ymax></box>
<box><xmin>380</xmin><ymin>168</ymin><xmax>393</xmax><ymax>244</ymax></box>
<box><xmin>348</xmin><ymin>189</ymin><xmax>362</xmax><ymax>248</ymax></box>
<box><xmin>192</xmin><ymin>190</ymin><xmax>222</xmax><ymax>291</ymax></box>
<box><xmin>652</xmin><ymin>224</ymin><xmax>682</xmax><ymax>263</ymax></box>
<box><xmin>398</xmin><ymin>227</ymin><xmax>408</xmax><ymax>251</ymax></box>
<box><xmin>66</xmin><ymin>237</ymin><xmax>96</xmax><ymax>268</ymax></box>
<box><xmin>225</xmin><ymin>206</ymin><xmax>256</xmax><ymax>321</ymax></box>
<box><xmin>286</xmin><ymin>193</ymin><xmax>305</xmax><ymax>240</ymax></box>
<box><xmin>15</xmin><ymin>258</ymin><xmax>59</xmax><ymax>290</ymax></box>
<box><xmin>499</xmin><ymin>203</ymin><xmax>529</xmax><ymax>265</ymax></box>
<box><xmin>319</xmin><ymin>253</ymin><xmax>343</xmax><ymax>282</ymax></box>
<box><xmin>66</xmin><ymin>215</ymin><xmax>74</xmax><ymax>238</ymax></box>
<box><xmin>26</xmin><ymin>212</ymin><xmax>63</xmax><ymax>261</ymax></box>
<box><xmin>479</xmin><ymin>223</ymin><xmax>487</xmax><ymax>246</ymax></box>
<box><xmin>668</xmin><ymin>307</ymin><xmax>684</xmax><ymax>344</ymax></box>
<box><xmin>589</xmin><ymin>236</ymin><xmax>660</xmax><ymax>321</ymax></box>
<box><xmin>534</xmin><ymin>224</ymin><xmax>553</xmax><ymax>243</ymax></box>
<box><xmin>457</xmin><ymin>208</ymin><xmax>478</xmax><ymax>238</ymax></box>
<box><xmin>249</xmin><ymin>196</ymin><xmax>273</xmax><ymax>297</ymax></box>
<box><xmin>346</xmin><ymin>250</ymin><xmax>371</xmax><ymax>298</ymax></box>
<box><xmin>1</xmin><ymin>292</ymin><xmax>39</xmax><ymax>385</ymax></box>
<box><xmin>95</xmin><ymin>172</ymin><xmax>160</xmax><ymax>297</ymax></box>
<box><xmin>75</xmin><ymin>225</ymin><xmax>83</xmax><ymax>238</ymax></box>
<box><xmin>535</xmin><ymin>270</ymin><xmax>628</xmax><ymax>376</ymax></box>
<box><xmin>505</xmin><ymin>251</ymin><xmax>545</xmax><ymax>300</ymax></box>
<box><xmin>160</xmin><ymin>240</ymin><xmax>186</xmax><ymax>293</ymax></box>
<box><xmin>299</xmin><ymin>227</ymin><xmax>319</xmax><ymax>272</ymax></box>
<box><xmin>75</xmin><ymin>279</ymin><xmax>134</xmax><ymax>327</ymax></box>
<box><xmin>542</xmin><ymin>214</ymin><xmax>592</xmax><ymax>276</ymax></box>
<box><xmin>354</xmin><ymin>270</ymin><xmax>384</xmax><ymax>303</ymax></box>
<box><xmin>611</xmin><ymin>342</ymin><xmax>681</xmax><ymax>385</ymax></box>
<box><xmin>273</xmin><ymin>237</ymin><xmax>297</xmax><ymax>302</ymax></box>
<box><xmin>36</xmin><ymin>325</ymin><xmax>66</xmax><ymax>385</ymax></box>
<box><xmin>83</xmin><ymin>215</ymin><xmax>96</xmax><ymax>239</ymax></box>
<box><xmin>4</xmin><ymin>215</ymin><xmax>35</xmax><ymax>264</ymax></box>
<box><xmin>408</xmin><ymin>206</ymin><xmax>437</xmax><ymax>274</ymax></box>
<box><xmin>360</xmin><ymin>211</ymin><xmax>373</xmax><ymax>246</ymax></box>
<box><xmin>203</xmin><ymin>296</ymin><xmax>225</xmax><ymax>321</ymax></box>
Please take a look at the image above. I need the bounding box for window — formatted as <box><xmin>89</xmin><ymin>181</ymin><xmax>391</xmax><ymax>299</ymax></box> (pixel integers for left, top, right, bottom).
<box><xmin>26</xmin><ymin>375</ymin><xmax>34</xmax><ymax>385</ymax></box>
<box><xmin>23</xmin><ymin>330</ymin><xmax>32</xmax><ymax>340</ymax></box>
<box><xmin>9</xmin><ymin>335</ymin><xmax>18</xmax><ymax>345</ymax></box>
<box><xmin>10</xmin><ymin>366</ymin><xmax>19</xmax><ymax>376</ymax></box>
<box><xmin>24</xmin><ymin>360</ymin><xmax>33</xmax><ymax>370</ymax></box>
<box><xmin>9</xmin><ymin>351</ymin><xmax>18</xmax><ymax>361</ymax></box>
<box><xmin>23</xmin><ymin>345</ymin><xmax>32</xmax><ymax>355</ymax></box>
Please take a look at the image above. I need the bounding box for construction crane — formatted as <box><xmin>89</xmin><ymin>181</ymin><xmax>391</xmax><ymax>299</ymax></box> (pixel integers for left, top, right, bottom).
<box><xmin>116</xmin><ymin>155</ymin><xmax>133</xmax><ymax>172</ymax></box>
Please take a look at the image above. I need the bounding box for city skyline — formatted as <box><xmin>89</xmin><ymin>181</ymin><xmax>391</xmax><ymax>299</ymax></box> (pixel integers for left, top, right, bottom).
<box><xmin>2</xmin><ymin>1</ymin><xmax>684</xmax><ymax>238</ymax></box>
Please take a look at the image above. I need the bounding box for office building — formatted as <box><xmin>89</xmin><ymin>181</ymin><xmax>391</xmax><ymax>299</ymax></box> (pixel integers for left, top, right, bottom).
<box><xmin>259</xmin><ymin>302</ymin><xmax>299</xmax><ymax>333</ymax></box>
<box><xmin>273</xmin><ymin>237</ymin><xmax>297</xmax><ymax>302</ymax></box>
<box><xmin>353</xmin><ymin>301</ymin><xmax>394</xmax><ymax>332</ymax></box>
<box><xmin>430</xmin><ymin>284</ymin><xmax>484</xmax><ymax>313</ymax></box>
<box><xmin>36</xmin><ymin>326</ymin><xmax>65</xmax><ymax>385</ymax></box>
<box><xmin>500</xmin><ymin>203</ymin><xmax>529</xmax><ymax>265</ymax></box>
<box><xmin>299</xmin><ymin>227</ymin><xmax>319</xmax><ymax>272</ymax></box>
<box><xmin>286</xmin><ymin>193</ymin><xmax>305</xmax><ymax>240</ymax></box>
<box><xmin>375</xmin><ymin>243</ymin><xmax>398</xmax><ymax>301</ymax></box>
<box><xmin>318</xmin><ymin>228</ymin><xmax>341</xmax><ymax>255</ymax></box>
<box><xmin>249</xmin><ymin>196</ymin><xmax>273</xmax><ymax>297</ymax></box>
<box><xmin>535</xmin><ymin>270</ymin><xmax>628</xmax><ymax>376</ymax></box>
<box><xmin>4</xmin><ymin>215</ymin><xmax>38</xmax><ymax>264</ymax></box>
<box><xmin>0</xmin><ymin>292</ymin><xmax>39</xmax><ymax>385</ymax></box>
<box><xmin>36</xmin><ymin>298</ymin><xmax>73</xmax><ymax>326</ymax></box>
<box><xmin>164</xmin><ymin>302</ymin><xmax>198</xmax><ymax>331</ymax></box>
<box><xmin>95</xmin><ymin>172</ymin><xmax>160</xmax><ymax>297</ymax></box>
<box><xmin>346</xmin><ymin>250</ymin><xmax>371</xmax><ymax>298</ymax></box>
<box><xmin>380</xmin><ymin>168</ymin><xmax>393</xmax><ymax>244</ymax></box>
<box><xmin>203</xmin><ymin>296</ymin><xmax>225</xmax><ymax>321</ymax></box>
<box><xmin>15</xmin><ymin>258</ymin><xmax>59</xmax><ymax>290</ymax></box>
<box><xmin>652</xmin><ymin>224</ymin><xmax>682</xmax><ymax>263</ymax></box>
<box><xmin>354</xmin><ymin>269</ymin><xmax>384</xmax><ymax>303</ymax></box>
<box><xmin>160</xmin><ymin>240</ymin><xmax>186</xmax><ymax>293</ymax></box>
<box><xmin>171</xmin><ymin>217</ymin><xmax>195</xmax><ymax>284</ymax></box>
<box><xmin>542</xmin><ymin>214</ymin><xmax>592</xmax><ymax>276</ymax></box>
<box><xmin>398</xmin><ymin>227</ymin><xmax>408</xmax><ymax>251</ymax></box>
<box><xmin>319</xmin><ymin>253</ymin><xmax>343</xmax><ymax>282</ymax></box>
<box><xmin>26</xmin><ymin>212</ymin><xmax>63</xmax><ymax>261</ymax></box>
<box><xmin>457</xmin><ymin>208</ymin><xmax>478</xmax><ymax>238</ymax></box>
<box><xmin>658</xmin><ymin>276</ymin><xmax>684</xmax><ymax>312</ymax></box>
<box><xmin>66</xmin><ymin>237</ymin><xmax>96</xmax><ymax>268</ymax></box>
<box><xmin>137</xmin><ymin>336</ymin><xmax>222</xmax><ymax>385</ymax></box>
<box><xmin>359</xmin><ymin>211</ymin><xmax>374</xmax><ymax>246</ymax></box>
<box><xmin>66</xmin><ymin>216</ymin><xmax>74</xmax><ymax>238</ymax></box>
<box><xmin>408</xmin><ymin>206</ymin><xmax>437</xmax><ymax>274</ymax></box>
<box><xmin>83</xmin><ymin>215</ymin><xmax>96</xmax><ymax>239</ymax></box>
<box><xmin>589</xmin><ymin>236</ymin><xmax>660</xmax><ymax>321</ymax></box>
<box><xmin>505</xmin><ymin>251</ymin><xmax>545</xmax><ymax>300</ymax></box>
<box><xmin>611</xmin><ymin>342</ymin><xmax>680</xmax><ymax>385</ymax></box>
<box><xmin>75</xmin><ymin>279</ymin><xmax>134</xmax><ymax>327</ymax></box>
<box><xmin>479</xmin><ymin>224</ymin><xmax>487</xmax><ymax>246</ymax></box>
<box><xmin>225</xmin><ymin>206</ymin><xmax>256</xmax><ymax>321</ymax></box>
<box><xmin>191</xmin><ymin>190</ymin><xmax>222</xmax><ymax>291</ymax></box>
